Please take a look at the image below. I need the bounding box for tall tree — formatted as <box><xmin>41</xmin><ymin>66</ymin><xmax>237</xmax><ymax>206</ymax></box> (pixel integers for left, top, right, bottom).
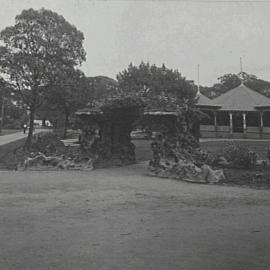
<box><xmin>117</xmin><ymin>62</ymin><xmax>202</xmax><ymax>141</ymax></box>
<box><xmin>44</xmin><ymin>68</ymin><xmax>91</xmax><ymax>138</ymax></box>
<box><xmin>0</xmin><ymin>8</ymin><xmax>86</xmax><ymax>148</ymax></box>
<box><xmin>117</xmin><ymin>62</ymin><xmax>197</xmax><ymax>110</ymax></box>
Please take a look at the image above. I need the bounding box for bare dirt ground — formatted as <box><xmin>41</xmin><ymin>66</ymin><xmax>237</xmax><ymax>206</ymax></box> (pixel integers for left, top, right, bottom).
<box><xmin>0</xmin><ymin>163</ymin><xmax>270</xmax><ymax>270</ymax></box>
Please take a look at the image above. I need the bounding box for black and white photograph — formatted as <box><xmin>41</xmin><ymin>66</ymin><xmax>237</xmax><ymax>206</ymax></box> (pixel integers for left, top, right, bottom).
<box><xmin>0</xmin><ymin>0</ymin><xmax>270</xmax><ymax>269</ymax></box>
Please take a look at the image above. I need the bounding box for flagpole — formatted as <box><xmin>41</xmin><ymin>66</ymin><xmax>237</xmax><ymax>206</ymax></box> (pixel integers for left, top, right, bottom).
<box><xmin>240</xmin><ymin>57</ymin><xmax>244</xmax><ymax>85</ymax></box>
<box><xmin>197</xmin><ymin>64</ymin><xmax>200</xmax><ymax>95</ymax></box>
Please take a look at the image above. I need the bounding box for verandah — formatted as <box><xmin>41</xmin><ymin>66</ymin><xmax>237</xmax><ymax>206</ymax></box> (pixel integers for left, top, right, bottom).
<box><xmin>200</xmin><ymin>110</ymin><xmax>270</xmax><ymax>139</ymax></box>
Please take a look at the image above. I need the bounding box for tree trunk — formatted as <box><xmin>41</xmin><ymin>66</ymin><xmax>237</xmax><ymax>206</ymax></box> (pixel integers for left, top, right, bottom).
<box><xmin>24</xmin><ymin>108</ymin><xmax>35</xmax><ymax>150</ymax></box>
<box><xmin>63</xmin><ymin>111</ymin><xmax>69</xmax><ymax>139</ymax></box>
<box><xmin>42</xmin><ymin>118</ymin><xmax>46</xmax><ymax>127</ymax></box>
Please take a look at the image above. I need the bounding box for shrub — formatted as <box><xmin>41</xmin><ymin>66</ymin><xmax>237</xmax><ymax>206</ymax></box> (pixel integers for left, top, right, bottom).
<box><xmin>223</xmin><ymin>143</ymin><xmax>257</xmax><ymax>169</ymax></box>
<box><xmin>3</xmin><ymin>120</ymin><xmax>22</xmax><ymax>129</ymax></box>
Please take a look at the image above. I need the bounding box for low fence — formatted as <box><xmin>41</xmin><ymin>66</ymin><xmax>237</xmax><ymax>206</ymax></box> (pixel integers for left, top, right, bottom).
<box><xmin>200</xmin><ymin>125</ymin><xmax>270</xmax><ymax>139</ymax></box>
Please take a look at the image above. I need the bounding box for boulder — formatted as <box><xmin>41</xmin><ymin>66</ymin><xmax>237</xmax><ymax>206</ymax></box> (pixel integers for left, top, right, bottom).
<box><xmin>20</xmin><ymin>152</ymin><xmax>94</xmax><ymax>171</ymax></box>
<box><xmin>200</xmin><ymin>164</ymin><xmax>225</xmax><ymax>184</ymax></box>
<box><xmin>148</xmin><ymin>158</ymin><xmax>225</xmax><ymax>184</ymax></box>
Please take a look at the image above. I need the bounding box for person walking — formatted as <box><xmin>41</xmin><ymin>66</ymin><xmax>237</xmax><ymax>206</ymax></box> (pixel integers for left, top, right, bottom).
<box><xmin>23</xmin><ymin>124</ymin><xmax>27</xmax><ymax>134</ymax></box>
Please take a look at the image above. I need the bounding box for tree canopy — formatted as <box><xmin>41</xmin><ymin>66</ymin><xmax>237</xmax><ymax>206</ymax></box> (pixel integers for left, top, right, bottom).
<box><xmin>43</xmin><ymin>68</ymin><xmax>91</xmax><ymax>137</ymax></box>
<box><xmin>0</xmin><ymin>8</ymin><xmax>86</xmax><ymax>147</ymax></box>
<box><xmin>87</xmin><ymin>76</ymin><xmax>119</xmax><ymax>100</ymax></box>
<box><xmin>201</xmin><ymin>72</ymin><xmax>270</xmax><ymax>98</ymax></box>
<box><xmin>117</xmin><ymin>62</ymin><xmax>197</xmax><ymax>113</ymax></box>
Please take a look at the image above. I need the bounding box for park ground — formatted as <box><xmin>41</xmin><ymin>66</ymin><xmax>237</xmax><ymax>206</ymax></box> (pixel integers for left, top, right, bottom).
<box><xmin>0</xmin><ymin>163</ymin><xmax>270</xmax><ymax>270</ymax></box>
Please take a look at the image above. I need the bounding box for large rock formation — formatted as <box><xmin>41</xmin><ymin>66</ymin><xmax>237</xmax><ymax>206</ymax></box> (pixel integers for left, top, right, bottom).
<box><xmin>76</xmin><ymin>96</ymin><xmax>144</xmax><ymax>168</ymax></box>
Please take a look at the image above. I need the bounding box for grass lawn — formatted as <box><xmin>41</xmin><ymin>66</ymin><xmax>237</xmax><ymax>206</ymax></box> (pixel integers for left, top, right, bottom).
<box><xmin>0</xmin><ymin>129</ymin><xmax>21</xmax><ymax>136</ymax></box>
<box><xmin>133</xmin><ymin>139</ymin><xmax>152</xmax><ymax>161</ymax></box>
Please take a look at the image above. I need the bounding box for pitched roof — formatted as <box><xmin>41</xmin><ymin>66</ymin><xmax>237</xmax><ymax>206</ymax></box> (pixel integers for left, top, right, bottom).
<box><xmin>196</xmin><ymin>93</ymin><xmax>221</xmax><ymax>108</ymax></box>
<box><xmin>213</xmin><ymin>83</ymin><xmax>270</xmax><ymax>111</ymax></box>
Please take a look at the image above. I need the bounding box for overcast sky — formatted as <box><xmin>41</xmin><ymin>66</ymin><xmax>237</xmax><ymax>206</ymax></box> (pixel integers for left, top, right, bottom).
<box><xmin>0</xmin><ymin>0</ymin><xmax>270</xmax><ymax>86</ymax></box>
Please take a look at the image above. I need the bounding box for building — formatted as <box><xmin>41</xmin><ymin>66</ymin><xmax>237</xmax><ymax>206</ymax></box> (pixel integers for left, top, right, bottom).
<box><xmin>197</xmin><ymin>83</ymin><xmax>270</xmax><ymax>139</ymax></box>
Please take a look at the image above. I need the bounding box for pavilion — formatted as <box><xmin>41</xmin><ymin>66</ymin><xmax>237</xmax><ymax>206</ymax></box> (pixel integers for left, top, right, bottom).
<box><xmin>196</xmin><ymin>83</ymin><xmax>270</xmax><ymax>139</ymax></box>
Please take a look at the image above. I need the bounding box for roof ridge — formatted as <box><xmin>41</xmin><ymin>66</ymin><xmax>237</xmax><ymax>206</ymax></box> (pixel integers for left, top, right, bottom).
<box><xmin>212</xmin><ymin>83</ymin><xmax>270</xmax><ymax>111</ymax></box>
<box><xmin>214</xmin><ymin>83</ymin><xmax>270</xmax><ymax>101</ymax></box>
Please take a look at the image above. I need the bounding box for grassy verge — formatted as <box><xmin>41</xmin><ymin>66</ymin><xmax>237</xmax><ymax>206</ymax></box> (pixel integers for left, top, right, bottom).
<box><xmin>0</xmin><ymin>137</ymin><xmax>26</xmax><ymax>169</ymax></box>
<box><xmin>0</xmin><ymin>129</ymin><xmax>21</xmax><ymax>136</ymax></box>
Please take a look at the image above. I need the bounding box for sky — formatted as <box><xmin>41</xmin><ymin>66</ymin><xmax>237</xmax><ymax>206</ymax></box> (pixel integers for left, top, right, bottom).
<box><xmin>0</xmin><ymin>0</ymin><xmax>270</xmax><ymax>86</ymax></box>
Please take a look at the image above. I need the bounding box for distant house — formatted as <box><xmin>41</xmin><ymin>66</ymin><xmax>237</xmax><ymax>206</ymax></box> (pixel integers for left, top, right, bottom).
<box><xmin>33</xmin><ymin>119</ymin><xmax>53</xmax><ymax>127</ymax></box>
<box><xmin>196</xmin><ymin>83</ymin><xmax>270</xmax><ymax>139</ymax></box>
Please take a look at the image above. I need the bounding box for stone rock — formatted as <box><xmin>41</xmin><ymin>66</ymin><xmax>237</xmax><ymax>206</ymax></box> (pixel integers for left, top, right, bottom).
<box><xmin>215</xmin><ymin>156</ymin><xmax>230</xmax><ymax>167</ymax></box>
<box><xmin>22</xmin><ymin>152</ymin><xmax>47</xmax><ymax>169</ymax></box>
<box><xmin>201</xmin><ymin>164</ymin><xmax>225</xmax><ymax>184</ymax></box>
<box><xmin>148</xmin><ymin>158</ymin><xmax>225</xmax><ymax>184</ymax></box>
<box><xmin>256</xmin><ymin>159</ymin><xmax>267</xmax><ymax>167</ymax></box>
<box><xmin>20</xmin><ymin>152</ymin><xmax>94</xmax><ymax>171</ymax></box>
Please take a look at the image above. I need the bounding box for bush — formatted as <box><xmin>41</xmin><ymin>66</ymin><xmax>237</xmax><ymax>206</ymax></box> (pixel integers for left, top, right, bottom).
<box><xmin>30</xmin><ymin>133</ymin><xmax>66</xmax><ymax>155</ymax></box>
<box><xmin>3</xmin><ymin>120</ymin><xmax>22</xmax><ymax>129</ymax></box>
<box><xmin>223</xmin><ymin>143</ymin><xmax>257</xmax><ymax>169</ymax></box>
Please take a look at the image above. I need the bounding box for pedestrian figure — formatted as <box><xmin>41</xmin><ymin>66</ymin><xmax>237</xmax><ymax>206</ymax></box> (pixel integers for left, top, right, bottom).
<box><xmin>23</xmin><ymin>124</ymin><xmax>27</xmax><ymax>134</ymax></box>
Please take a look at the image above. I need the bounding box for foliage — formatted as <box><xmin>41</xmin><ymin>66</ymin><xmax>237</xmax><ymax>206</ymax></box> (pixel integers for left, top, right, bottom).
<box><xmin>117</xmin><ymin>62</ymin><xmax>197</xmax><ymax>106</ymax></box>
<box><xmin>0</xmin><ymin>78</ymin><xmax>28</xmax><ymax>129</ymax></box>
<box><xmin>78</xmin><ymin>97</ymin><xmax>144</xmax><ymax>167</ymax></box>
<box><xmin>117</xmin><ymin>62</ymin><xmax>202</xmax><ymax>139</ymax></box>
<box><xmin>0</xmin><ymin>8</ymin><xmax>86</xmax><ymax>147</ymax></box>
<box><xmin>80</xmin><ymin>95</ymin><xmax>145</xmax><ymax>131</ymax></box>
<box><xmin>223</xmin><ymin>142</ymin><xmax>257</xmax><ymax>169</ymax></box>
<box><xmin>29</xmin><ymin>132</ymin><xmax>66</xmax><ymax>155</ymax></box>
<box><xmin>192</xmin><ymin>148</ymin><xmax>216</xmax><ymax>167</ymax></box>
<box><xmin>100</xmin><ymin>95</ymin><xmax>145</xmax><ymax>111</ymax></box>
<box><xmin>3</xmin><ymin>102</ymin><xmax>28</xmax><ymax>129</ymax></box>
<box><xmin>87</xmin><ymin>76</ymin><xmax>119</xmax><ymax>100</ymax></box>
<box><xmin>201</xmin><ymin>72</ymin><xmax>270</xmax><ymax>99</ymax></box>
<box><xmin>42</xmin><ymin>68</ymin><xmax>91</xmax><ymax>137</ymax></box>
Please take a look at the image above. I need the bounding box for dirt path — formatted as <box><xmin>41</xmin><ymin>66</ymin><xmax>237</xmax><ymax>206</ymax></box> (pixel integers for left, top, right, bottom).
<box><xmin>0</xmin><ymin>163</ymin><xmax>270</xmax><ymax>270</ymax></box>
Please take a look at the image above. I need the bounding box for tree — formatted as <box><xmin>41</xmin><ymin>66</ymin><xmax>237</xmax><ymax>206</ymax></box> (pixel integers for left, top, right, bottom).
<box><xmin>0</xmin><ymin>8</ymin><xmax>86</xmax><ymax>148</ymax></box>
<box><xmin>0</xmin><ymin>77</ymin><xmax>22</xmax><ymax>132</ymax></box>
<box><xmin>44</xmin><ymin>68</ymin><xmax>91</xmax><ymax>138</ymax></box>
<box><xmin>87</xmin><ymin>76</ymin><xmax>119</xmax><ymax>100</ymax></box>
<box><xmin>2</xmin><ymin>101</ymin><xmax>28</xmax><ymax>129</ymax></box>
<box><xmin>201</xmin><ymin>72</ymin><xmax>270</xmax><ymax>98</ymax></box>
<box><xmin>117</xmin><ymin>62</ymin><xmax>202</xmax><ymax>142</ymax></box>
<box><xmin>117</xmin><ymin>62</ymin><xmax>196</xmax><ymax>106</ymax></box>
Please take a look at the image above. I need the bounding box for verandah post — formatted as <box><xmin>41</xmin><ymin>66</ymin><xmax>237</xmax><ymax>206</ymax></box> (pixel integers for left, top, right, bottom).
<box><xmin>243</xmin><ymin>113</ymin><xmax>247</xmax><ymax>138</ymax></box>
<box><xmin>214</xmin><ymin>111</ymin><xmax>218</xmax><ymax>137</ymax></box>
<box><xmin>260</xmin><ymin>111</ymin><xmax>264</xmax><ymax>139</ymax></box>
<box><xmin>229</xmin><ymin>112</ymin><xmax>233</xmax><ymax>137</ymax></box>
